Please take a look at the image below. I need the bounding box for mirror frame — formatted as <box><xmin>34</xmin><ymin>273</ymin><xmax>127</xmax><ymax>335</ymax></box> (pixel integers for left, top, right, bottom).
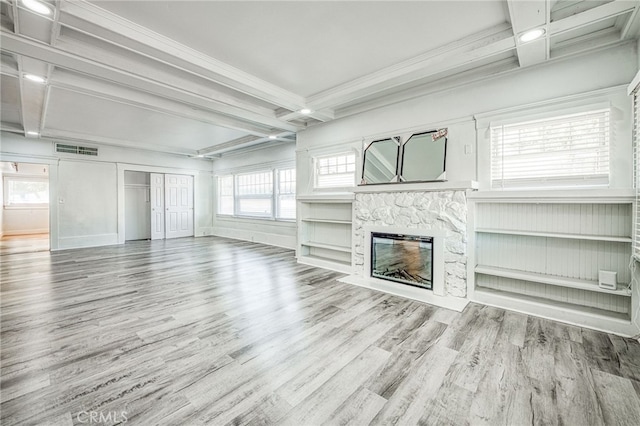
<box><xmin>359</xmin><ymin>129</ymin><xmax>448</xmax><ymax>185</ymax></box>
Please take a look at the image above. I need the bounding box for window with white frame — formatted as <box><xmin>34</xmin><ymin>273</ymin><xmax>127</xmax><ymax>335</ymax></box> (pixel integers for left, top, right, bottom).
<box><xmin>314</xmin><ymin>152</ymin><xmax>357</xmax><ymax>189</ymax></box>
<box><xmin>236</xmin><ymin>171</ymin><xmax>273</xmax><ymax>217</ymax></box>
<box><xmin>216</xmin><ymin>167</ymin><xmax>296</xmax><ymax>220</ymax></box>
<box><xmin>490</xmin><ymin>108</ymin><xmax>610</xmax><ymax>189</ymax></box>
<box><xmin>217</xmin><ymin>175</ymin><xmax>234</xmax><ymax>215</ymax></box>
<box><xmin>3</xmin><ymin>176</ymin><xmax>49</xmax><ymax>207</ymax></box>
<box><xmin>277</xmin><ymin>168</ymin><xmax>296</xmax><ymax>219</ymax></box>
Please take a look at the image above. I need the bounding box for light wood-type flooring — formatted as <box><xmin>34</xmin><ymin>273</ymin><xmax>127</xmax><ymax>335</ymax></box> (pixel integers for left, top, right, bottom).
<box><xmin>1</xmin><ymin>237</ymin><xmax>640</xmax><ymax>425</ymax></box>
<box><xmin>0</xmin><ymin>233</ymin><xmax>49</xmax><ymax>256</ymax></box>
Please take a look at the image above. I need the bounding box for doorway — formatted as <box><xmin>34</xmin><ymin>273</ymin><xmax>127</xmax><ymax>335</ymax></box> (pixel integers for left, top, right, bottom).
<box><xmin>0</xmin><ymin>161</ymin><xmax>50</xmax><ymax>255</ymax></box>
<box><xmin>125</xmin><ymin>171</ymin><xmax>193</xmax><ymax>241</ymax></box>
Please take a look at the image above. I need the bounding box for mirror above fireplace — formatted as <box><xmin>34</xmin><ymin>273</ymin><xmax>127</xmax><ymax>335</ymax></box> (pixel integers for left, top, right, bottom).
<box><xmin>360</xmin><ymin>129</ymin><xmax>447</xmax><ymax>185</ymax></box>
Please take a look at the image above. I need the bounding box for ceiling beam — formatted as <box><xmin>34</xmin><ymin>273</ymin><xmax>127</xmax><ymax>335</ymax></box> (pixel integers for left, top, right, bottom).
<box><xmin>0</xmin><ymin>32</ymin><xmax>300</xmax><ymax>133</ymax></box>
<box><xmin>548</xmin><ymin>0</ymin><xmax>636</xmax><ymax>36</ymax></box>
<box><xmin>58</xmin><ymin>0</ymin><xmax>307</xmax><ymax>113</ymax></box>
<box><xmin>49</xmin><ymin>69</ymin><xmax>276</xmax><ymax>137</ymax></box>
<box><xmin>506</xmin><ymin>0</ymin><xmax>548</xmax><ymax>68</ymax></box>
<box><xmin>306</xmin><ymin>24</ymin><xmax>516</xmax><ymax>111</ymax></box>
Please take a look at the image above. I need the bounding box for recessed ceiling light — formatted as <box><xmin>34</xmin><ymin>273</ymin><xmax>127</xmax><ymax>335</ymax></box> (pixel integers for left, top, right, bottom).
<box><xmin>26</xmin><ymin>131</ymin><xmax>39</xmax><ymax>136</ymax></box>
<box><xmin>300</xmin><ymin>108</ymin><xmax>312</xmax><ymax>115</ymax></box>
<box><xmin>24</xmin><ymin>74</ymin><xmax>46</xmax><ymax>83</ymax></box>
<box><xmin>519</xmin><ymin>28</ymin><xmax>545</xmax><ymax>43</ymax></box>
<box><xmin>268</xmin><ymin>135</ymin><xmax>277</xmax><ymax>140</ymax></box>
<box><xmin>22</xmin><ymin>0</ymin><xmax>51</xmax><ymax>16</ymax></box>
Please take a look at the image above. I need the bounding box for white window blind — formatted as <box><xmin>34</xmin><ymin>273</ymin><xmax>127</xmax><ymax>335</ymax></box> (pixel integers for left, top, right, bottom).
<box><xmin>217</xmin><ymin>175</ymin><xmax>234</xmax><ymax>215</ymax></box>
<box><xmin>314</xmin><ymin>153</ymin><xmax>356</xmax><ymax>188</ymax></box>
<box><xmin>277</xmin><ymin>168</ymin><xmax>296</xmax><ymax>219</ymax></box>
<box><xmin>633</xmin><ymin>89</ymin><xmax>640</xmax><ymax>260</ymax></box>
<box><xmin>491</xmin><ymin>109</ymin><xmax>610</xmax><ymax>188</ymax></box>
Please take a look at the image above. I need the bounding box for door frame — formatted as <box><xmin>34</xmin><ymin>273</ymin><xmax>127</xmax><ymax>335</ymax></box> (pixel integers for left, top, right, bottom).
<box><xmin>116</xmin><ymin>163</ymin><xmax>202</xmax><ymax>244</ymax></box>
<box><xmin>0</xmin><ymin>154</ymin><xmax>57</xmax><ymax>250</ymax></box>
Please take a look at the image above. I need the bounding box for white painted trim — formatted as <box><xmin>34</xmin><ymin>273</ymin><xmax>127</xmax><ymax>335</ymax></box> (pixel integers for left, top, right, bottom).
<box><xmin>628</xmin><ymin>69</ymin><xmax>640</xmax><ymax>95</ymax></box>
<box><xmin>353</xmin><ymin>180</ymin><xmax>478</xmax><ymax>194</ymax></box>
<box><xmin>473</xmin><ymin>288</ymin><xmax>639</xmax><ymax>337</ymax></box>
<box><xmin>297</xmin><ymin>193</ymin><xmax>354</xmax><ymax>202</ymax></box>
<box><xmin>2</xmin><ymin>229</ymin><xmax>49</xmax><ymax>236</ymax></box>
<box><xmin>297</xmin><ymin>255</ymin><xmax>353</xmax><ymax>274</ymax></box>
<box><xmin>474</xmin><ymin>85</ymin><xmax>626</xmax><ymax>126</ymax></box>
<box><xmin>212</xmin><ymin>227</ymin><xmax>296</xmax><ymax>250</ymax></box>
<box><xmin>468</xmin><ymin>188</ymin><xmax>634</xmax><ymax>203</ymax></box>
<box><xmin>56</xmin><ymin>233</ymin><xmax>118</xmax><ymax>250</ymax></box>
<box><xmin>338</xmin><ymin>275</ymin><xmax>469</xmax><ymax>312</ymax></box>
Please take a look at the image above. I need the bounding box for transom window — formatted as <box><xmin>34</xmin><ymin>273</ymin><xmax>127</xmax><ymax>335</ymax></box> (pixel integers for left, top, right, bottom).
<box><xmin>490</xmin><ymin>109</ymin><xmax>610</xmax><ymax>189</ymax></box>
<box><xmin>314</xmin><ymin>152</ymin><xmax>356</xmax><ymax>188</ymax></box>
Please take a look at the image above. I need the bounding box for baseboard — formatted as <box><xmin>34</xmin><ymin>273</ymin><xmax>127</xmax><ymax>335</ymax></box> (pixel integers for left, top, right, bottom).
<box><xmin>55</xmin><ymin>233</ymin><xmax>119</xmax><ymax>250</ymax></box>
<box><xmin>339</xmin><ymin>274</ymin><xmax>469</xmax><ymax>312</ymax></box>
<box><xmin>3</xmin><ymin>229</ymin><xmax>49</xmax><ymax>236</ymax></box>
<box><xmin>212</xmin><ymin>227</ymin><xmax>296</xmax><ymax>250</ymax></box>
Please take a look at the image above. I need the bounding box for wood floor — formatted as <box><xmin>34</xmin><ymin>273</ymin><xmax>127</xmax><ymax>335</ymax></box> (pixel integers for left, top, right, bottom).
<box><xmin>1</xmin><ymin>237</ymin><xmax>639</xmax><ymax>426</ymax></box>
<box><xmin>0</xmin><ymin>233</ymin><xmax>49</xmax><ymax>255</ymax></box>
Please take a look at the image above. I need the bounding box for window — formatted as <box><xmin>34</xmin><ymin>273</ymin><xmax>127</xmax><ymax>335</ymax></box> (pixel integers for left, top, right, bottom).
<box><xmin>314</xmin><ymin>152</ymin><xmax>356</xmax><ymax>188</ymax></box>
<box><xmin>3</xmin><ymin>177</ymin><xmax>49</xmax><ymax>207</ymax></box>
<box><xmin>217</xmin><ymin>175</ymin><xmax>234</xmax><ymax>215</ymax></box>
<box><xmin>633</xmin><ymin>88</ymin><xmax>640</xmax><ymax>260</ymax></box>
<box><xmin>236</xmin><ymin>171</ymin><xmax>273</xmax><ymax>217</ymax></box>
<box><xmin>277</xmin><ymin>168</ymin><xmax>296</xmax><ymax>219</ymax></box>
<box><xmin>491</xmin><ymin>109</ymin><xmax>610</xmax><ymax>188</ymax></box>
<box><xmin>216</xmin><ymin>167</ymin><xmax>296</xmax><ymax>220</ymax></box>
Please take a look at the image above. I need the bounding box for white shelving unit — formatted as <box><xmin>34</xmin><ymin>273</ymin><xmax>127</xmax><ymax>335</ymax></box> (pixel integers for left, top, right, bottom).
<box><xmin>468</xmin><ymin>190</ymin><xmax>637</xmax><ymax>336</ymax></box>
<box><xmin>297</xmin><ymin>194</ymin><xmax>354</xmax><ymax>273</ymax></box>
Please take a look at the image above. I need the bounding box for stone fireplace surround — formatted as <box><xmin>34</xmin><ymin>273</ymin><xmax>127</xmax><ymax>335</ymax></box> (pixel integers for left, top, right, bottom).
<box><xmin>339</xmin><ymin>183</ymin><xmax>474</xmax><ymax>311</ymax></box>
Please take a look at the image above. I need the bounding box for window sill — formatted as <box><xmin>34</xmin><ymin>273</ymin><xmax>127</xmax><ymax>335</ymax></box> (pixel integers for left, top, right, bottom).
<box><xmin>468</xmin><ymin>188</ymin><xmax>634</xmax><ymax>203</ymax></box>
<box><xmin>3</xmin><ymin>205</ymin><xmax>49</xmax><ymax>210</ymax></box>
<box><xmin>215</xmin><ymin>215</ymin><xmax>296</xmax><ymax>224</ymax></box>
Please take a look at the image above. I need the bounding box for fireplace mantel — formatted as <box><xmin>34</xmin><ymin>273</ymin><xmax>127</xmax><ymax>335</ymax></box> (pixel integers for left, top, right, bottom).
<box><xmin>353</xmin><ymin>180</ymin><xmax>478</xmax><ymax>194</ymax></box>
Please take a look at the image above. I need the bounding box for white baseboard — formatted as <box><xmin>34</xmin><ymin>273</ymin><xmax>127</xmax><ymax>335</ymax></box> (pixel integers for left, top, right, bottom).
<box><xmin>55</xmin><ymin>233</ymin><xmax>119</xmax><ymax>250</ymax></box>
<box><xmin>3</xmin><ymin>229</ymin><xmax>49</xmax><ymax>236</ymax></box>
<box><xmin>212</xmin><ymin>227</ymin><xmax>296</xmax><ymax>250</ymax></box>
<box><xmin>339</xmin><ymin>274</ymin><xmax>469</xmax><ymax>312</ymax></box>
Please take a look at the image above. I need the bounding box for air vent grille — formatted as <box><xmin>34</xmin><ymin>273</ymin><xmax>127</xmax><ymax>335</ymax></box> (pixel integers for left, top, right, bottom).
<box><xmin>55</xmin><ymin>143</ymin><xmax>98</xmax><ymax>156</ymax></box>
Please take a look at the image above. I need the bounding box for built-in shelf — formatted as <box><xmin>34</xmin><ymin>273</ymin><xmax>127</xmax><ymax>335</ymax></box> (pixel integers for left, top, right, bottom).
<box><xmin>298</xmin><ymin>196</ymin><xmax>353</xmax><ymax>273</ymax></box>
<box><xmin>469</xmin><ymin>195</ymin><xmax>636</xmax><ymax>335</ymax></box>
<box><xmin>301</xmin><ymin>241</ymin><xmax>352</xmax><ymax>253</ymax></box>
<box><xmin>475</xmin><ymin>228</ymin><xmax>632</xmax><ymax>243</ymax></box>
<box><xmin>475</xmin><ymin>265</ymin><xmax>631</xmax><ymax>296</ymax></box>
<box><xmin>301</xmin><ymin>218</ymin><xmax>352</xmax><ymax>225</ymax></box>
<box><xmin>473</xmin><ymin>287</ymin><xmax>636</xmax><ymax>336</ymax></box>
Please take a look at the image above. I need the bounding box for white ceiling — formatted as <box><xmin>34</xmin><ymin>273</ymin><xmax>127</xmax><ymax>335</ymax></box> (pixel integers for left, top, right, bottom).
<box><xmin>1</xmin><ymin>0</ymin><xmax>639</xmax><ymax>158</ymax></box>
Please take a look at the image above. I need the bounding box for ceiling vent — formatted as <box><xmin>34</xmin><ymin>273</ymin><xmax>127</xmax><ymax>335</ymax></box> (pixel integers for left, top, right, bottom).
<box><xmin>55</xmin><ymin>143</ymin><xmax>98</xmax><ymax>156</ymax></box>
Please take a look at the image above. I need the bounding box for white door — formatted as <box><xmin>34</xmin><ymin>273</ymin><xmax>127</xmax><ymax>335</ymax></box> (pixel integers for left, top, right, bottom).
<box><xmin>165</xmin><ymin>174</ymin><xmax>194</xmax><ymax>239</ymax></box>
<box><xmin>150</xmin><ymin>173</ymin><xmax>165</xmax><ymax>240</ymax></box>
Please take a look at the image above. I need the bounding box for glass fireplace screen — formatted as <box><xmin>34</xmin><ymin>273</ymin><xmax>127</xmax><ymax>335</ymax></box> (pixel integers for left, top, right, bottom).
<box><xmin>371</xmin><ymin>232</ymin><xmax>433</xmax><ymax>290</ymax></box>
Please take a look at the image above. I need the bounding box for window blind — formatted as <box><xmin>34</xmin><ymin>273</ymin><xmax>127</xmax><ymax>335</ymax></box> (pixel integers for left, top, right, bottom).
<box><xmin>491</xmin><ymin>109</ymin><xmax>610</xmax><ymax>188</ymax></box>
<box><xmin>633</xmin><ymin>89</ymin><xmax>640</xmax><ymax>260</ymax></box>
<box><xmin>314</xmin><ymin>153</ymin><xmax>356</xmax><ymax>188</ymax></box>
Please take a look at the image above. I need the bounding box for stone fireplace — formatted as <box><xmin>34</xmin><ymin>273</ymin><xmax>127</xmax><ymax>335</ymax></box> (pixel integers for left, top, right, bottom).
<box><xmin>340</xmin><ymin>187</ymin><xmax>470</xmax><ymax>311</ymax></box>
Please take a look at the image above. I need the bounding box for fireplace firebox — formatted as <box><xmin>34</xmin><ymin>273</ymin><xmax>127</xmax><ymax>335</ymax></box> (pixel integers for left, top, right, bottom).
<box><xmin>370</xmin><ymin>232</ymin><xmax>433</xmax><ymax>290</ymax></box>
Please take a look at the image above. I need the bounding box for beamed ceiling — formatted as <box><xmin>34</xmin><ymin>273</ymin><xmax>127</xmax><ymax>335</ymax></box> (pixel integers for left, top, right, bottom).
<box><xmin>1</xmin><ymin>0</ymin><xmax>639</xmax><ymax>157</ymax></box>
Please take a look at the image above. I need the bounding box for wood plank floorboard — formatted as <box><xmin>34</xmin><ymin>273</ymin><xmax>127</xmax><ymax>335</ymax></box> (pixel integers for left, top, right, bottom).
<box><xmin>1</xmin><ymin>236</ymin><xmax>640</xmax><ymax>425</ymax></box>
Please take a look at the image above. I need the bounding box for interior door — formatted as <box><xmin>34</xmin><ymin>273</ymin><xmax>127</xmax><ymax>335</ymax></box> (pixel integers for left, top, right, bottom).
<box><xmin>150</xmin><ymin>173</ymin><xmax>165</xmax><ymax>240</ymax></box>
<box><xmin>165</xmin><ymin>174</ymin><xmax>194</xmax><ymax>239</ymax></box>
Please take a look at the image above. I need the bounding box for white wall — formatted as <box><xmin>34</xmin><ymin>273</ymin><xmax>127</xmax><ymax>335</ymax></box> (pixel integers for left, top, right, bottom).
<box><xmin>211</xmin><ymin>142</ymin><xmax>297</xmax><ymax>249</ymax></box>
<box><xmin>298</xmin><ymin>42</ymin><xmax>638</xmax><ymax>190</ymax></box>
<box><xmin>1</xmin><ymin>162</ymin><xmax>49</xmax><ymax>236</ymax></box>
<box><xmin>0</xmin><ymin>132</ymin><xmax>214</xmax><ymax>250</ymax></box>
